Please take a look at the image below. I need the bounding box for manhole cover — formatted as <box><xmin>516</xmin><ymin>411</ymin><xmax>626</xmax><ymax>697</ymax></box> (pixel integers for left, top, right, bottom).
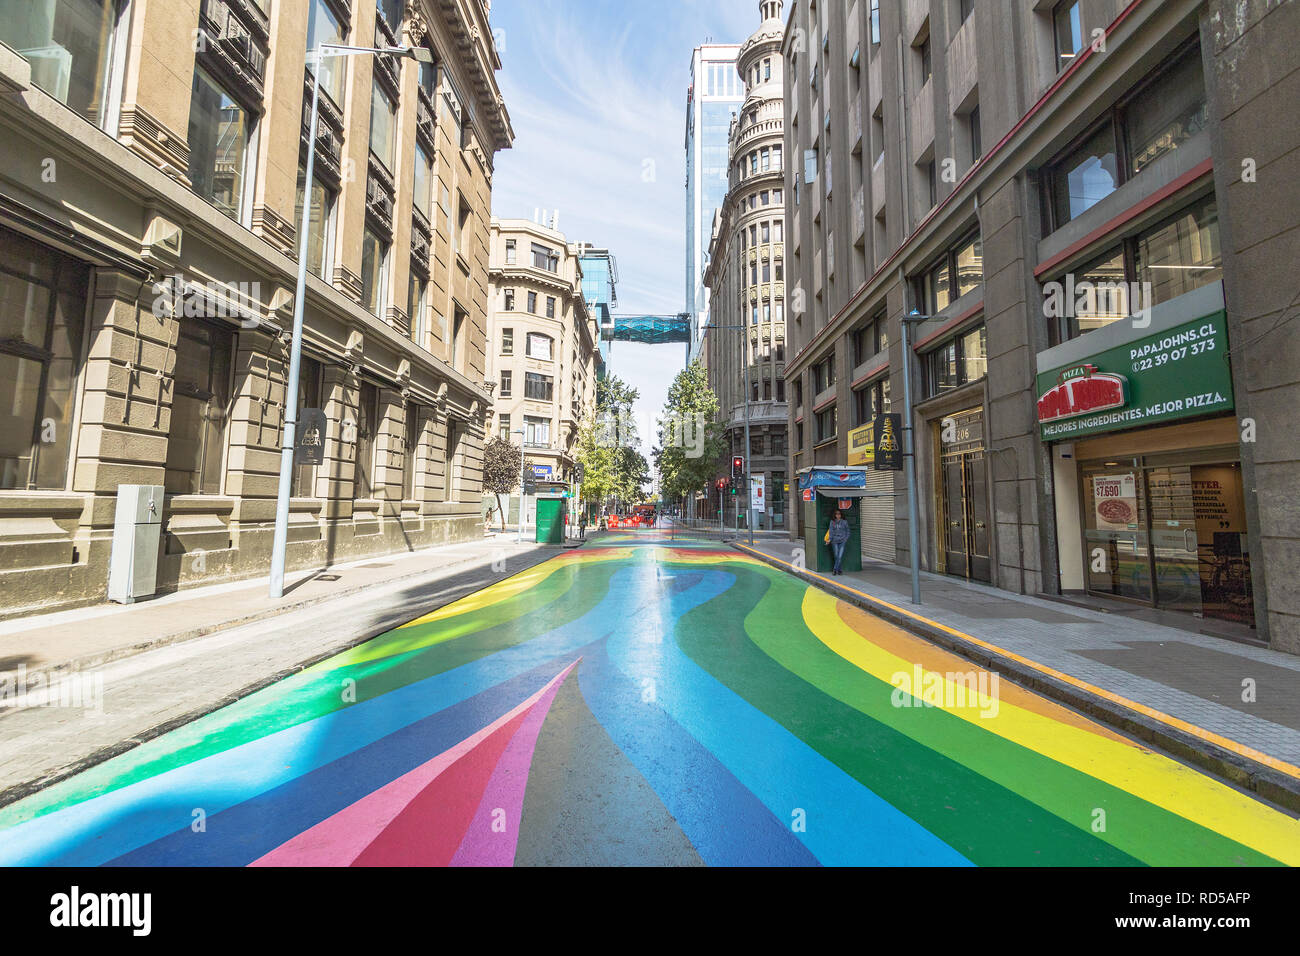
<box><xmin>317</xmin><ymin>574</ymin><xmax>341</xmax><ymax>582</ymax></box>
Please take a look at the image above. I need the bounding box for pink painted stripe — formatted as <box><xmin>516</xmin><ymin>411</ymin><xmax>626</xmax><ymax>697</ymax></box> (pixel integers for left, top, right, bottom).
<box><xmin>448</xmin><ymin>661</ymin><xmax>575</xmax><ymax>867</ymax></box>
<box><xmin>248</xmin><ymin>660</ymin><xmax>580</xmax><ymax>868</ymax></box>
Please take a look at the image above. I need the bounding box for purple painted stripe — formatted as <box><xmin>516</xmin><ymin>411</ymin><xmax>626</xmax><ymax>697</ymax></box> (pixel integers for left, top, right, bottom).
<box><xmin>449</xmin><ymin>661</ymin><xmax>577</xmax><ymax>866</ymax></box>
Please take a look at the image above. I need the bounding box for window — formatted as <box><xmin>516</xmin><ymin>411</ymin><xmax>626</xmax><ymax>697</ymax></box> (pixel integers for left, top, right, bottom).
<box><xmin>525</xmin><ymin>290</ymin><xmax>537</xmax><ymax>313</ymax></box>
<box><xmin>1135</xmin><ymin>198</ymin><xmax>1221</xmax><ymax>305</ymax></box>
<box><xmin>546</xmin><ymin>296</ymin><xmax>556</xmax><ymax>319</ymax></box>
<box><xmin>774</xmin><ymin>221</ymin><xmax>783</xmax><ymax>242</ymax></box>
<box><xmin>870</xmin><ymin>0</ymin><xmax>881</xmax><ymax>45</ymax></box>
<box><xmin>166</xmin><ymin>322</ymin><xmax>233</xmax><ymax>495</ymax></box>
<box><xmin>526</xmin><ymin>333</ymin><xmax>553</xmax><ymax>360</ymax></box>
<box><xmin>0</xmin><ymin>231</ymin><xmax>89</xmax><ymax>491</ymax></box>
<box><xmin>1053</xmin><ymin>1</ymin><xmax>1083</xmax><ymax>73</ymax></box>
<box><xmin>926</xmin><ymin>159</ymin><xmax>937</xmax><ymax>208</ymax></box>
<box><xmin>524</xmin><ymin>415</ymin><xmax>550</xmax><ymax>447</ymax></box>
<box><xmin>918</xmin><ymin>35</ymin><xmax>932</xmax><ymax>85</ymax></box>
<box><xmin>417</xmin><ymin>51</ymin><xmax>437</xmax><ymax>100</ymax></box>
<box><xmin>377</xmin><ymin>0</ymin><xmax>404</xmax><ymax>30</ymax></box>
<box><xmin>532</xmin><ymin>243</ymin><xmax>558</xmax><ymax>271</ymax></box>
<box><xmin>853</xmin><ymin>376</ymin><xmax>891</xmax><ymax>426</ymax></box>
<box><xmin>1123</xmin><ymin>49</ymin><xmax>1209</xmax><ymax>177</ymax></box>
<box><xmin>503</xmin><ymin>288</ymin><xmax>515</xmax><ymax>311</ymax></box>
<box><xmin>502</xmin><ymin>327</ymin><xmax>514</xmax><ymax>354</ymax></box>
<box><xmin>804</xmin><ymin>146</ymin><xmax>818</xmax><ymax>185</ymax></box>
<box><xmin>1048</xmin><ymin>196</ymin><xmax>1222</xmax><ymax>343</ymax></box>
<box><xmin>291</xmin><ymin>357</ymin><xmax>322</xmax><ymax>497</ymax></box>
<box><xmin>456</xmin><ymin>197</ymin><xmax>472</xmax><ymax>259</ymax></box>
<box><xmin>354</xmin><ymin>382</ymin><xmax>379</xmax><ymax>499</ymax></box>
<box><xmin>500</xmin><ymin>370</ymin><xmax>513</xmax><ymax>397</ymax></box>
<box><xmin>451</xmin><ymin>306</ymin><xmax>465</xmax><ymax>367</ymax></box>
<box><xmin>524</xmin><ymin>373</ymin><xmax>554</xmax><ymax>401</ymax></box>
<box><xmin>925</xmin><ymin>324</ymin><xmax>986</xmax><ymax>395</ymax></box>
<box><xmin>296</xmin><ymin>164</ymin><xmax>336</xmax><ymax>280</ymax></box>
<box><xmin>815</xmin><ymin>405</ymin><xmax>838</xmax><ymax>443</ymax></box>
<box><xmin>443</xmin><ymin>418</ymin><xmax>458</xmax><ymax>500</ymax></box>
<box><xmin>497</xmin><ymin>414</ymin><xmax>511</xmax><ymax>441</ymax></box>
<box><xmin>917</xmin><ymin>230</ymin><xmax>982</xmax><ymax>313</ymax></box>
<box><xmin>1048</xmin><ymin>124</ymin><xmax>1119</xmax><ymax>227</ymax></box>
<box><xmin>442</xmin><ymin>76</ymin><xmax>466</xmax><ymax>149</ymax></box>
<box><xmin>776</xmin><ymin>379</ymin><xmax>786</xmax><ymax>402</ymax></box>
<box><xmin>774</xmin><ymin>145</ymin><xmax>783</xmax><ymax>171</ymax></box>
<box><xmin>361</xmin><ymin>228</ymin><xmax>389</xmax><ymax>316</ymax></box>
<box><xmin>369</xmin><ymin>83</ymin><xmax>397</xmax><ymax>172</ymax></box>
<box><xmin>187</xmin><ymin>66</ymin><xmax>251</xmax><ymax>222</ymax></box>
<box><xmin>1</xmin><ymin>0</ymin><xmax>127</xmax><ymax>126</ymax></box>
<box><xmin>764</xmin><ymin>58</ymin><xmax>771</xmax><ymax>81</ymax></box>
<box><xmin>407</xmin><ymin>275</ymin><xmax>426</xmax><ymax>339</ymax></box>
<box><xmin>505</xmin><ymin>239</ymin><xmax>516</xmax><ymax>264</ymax></box>
<box><xmin>852</xmin><ymin>312</ymin><xmax>888</xmax><ymax>365</ymax></box>
<box><xmin>969</xmin><ymin>105</ymin><xmax>982</xmax><ymax>161</ymax></box>
<box><xmin>401</xmin><ymin>403</ymin><xmax>420</xmax><ymax>501</ymax></box>
<box><xmin>813</xmin><ymin>353</ymin><xmax>836</xmax><ymax>392</ymax></box>
<box><xmin>306</xmin><ymin>0</ymin><xmax>347</xmax><ymax>105</ymax></box>
<box><xmin>413</xmin><ymin>143</ymin><xmax>433</xmax><ymax>219</ymax></box>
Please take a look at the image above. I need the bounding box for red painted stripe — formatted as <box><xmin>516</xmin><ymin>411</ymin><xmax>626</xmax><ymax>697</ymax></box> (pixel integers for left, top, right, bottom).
<box><xmin>850</xmin><ymin>363</ymin><xmax>889</xmax><ymax>389</ymax></box>
<box><xmin>813</xmin><ymin>395</ymin><xmax>837</xmax><ymax>413</ymax></box>
<box><xmin>789</xmin><ymin>0</ymin><xmax>1150</xmax><ymax>373</ymax></box>
<box><xmin>350</xmin><ymin>705</ymin><xmax>531</xmax><ymax>866</ymax></box>
<box><xmin>1033</xmin><ymin>158</ymin><xmax>1214</xmax><ymax>278</ymax></box>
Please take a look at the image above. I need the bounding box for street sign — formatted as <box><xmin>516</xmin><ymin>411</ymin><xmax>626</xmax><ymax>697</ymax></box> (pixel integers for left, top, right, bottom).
<box><xmin>874</xmin><ymin>414</ymin><xmax>903</xmax><ymax>470</ymax></box>
<box><xmin>803</xmin><ymin>488</ymin><xmax>813</xmax><ymax>502</ymax></box>
<box><xmin>531</xmin><ymin>464</ymin><xmax>553</xmax><ymax>479</ymax></box>
<box><xmin>293</xmin><ymin>408</ymin><xmax>326</xmax><ymax>465</ymax></box>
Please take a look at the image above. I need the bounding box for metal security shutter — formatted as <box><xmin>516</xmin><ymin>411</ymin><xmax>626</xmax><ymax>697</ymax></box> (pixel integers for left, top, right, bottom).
<box><xmin>860</xmin><ymin>471</ymin><xmax>895</xmax><ymax>561</ymax></box>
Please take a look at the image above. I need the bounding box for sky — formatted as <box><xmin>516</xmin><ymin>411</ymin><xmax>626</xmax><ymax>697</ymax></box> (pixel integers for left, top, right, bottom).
<box><xmin>488</xmin><ymin>0</ymin><xmax>760</xmax><ymax>481</ymax></box>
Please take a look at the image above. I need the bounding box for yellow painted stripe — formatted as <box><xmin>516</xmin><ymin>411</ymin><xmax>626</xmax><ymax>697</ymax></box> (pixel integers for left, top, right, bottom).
<box><xmin>394</xmin><ymin>546</ymin><xmax>634</xmax><ymax>630</ymax></box>
<box><xmin>740</xmin><ymin>544</ymin><xmax>1300</xmax><ymax>783</ymax></box>
<box><xmin>834</xmin><ymin>599</ymin><xmax>1134</xmax><ymax>746</ymax></box>
<box><xmin>802</xmin><ymin>588</ymin><xmax>1300</xmax><ymax>864</ymax></box>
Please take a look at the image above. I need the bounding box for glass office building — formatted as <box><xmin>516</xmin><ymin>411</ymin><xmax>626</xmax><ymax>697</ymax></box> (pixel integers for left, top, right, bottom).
<box><xmin>685</xmin><ymin>43</ymin><xmax>743</xmax><ymax>354</ymax></box>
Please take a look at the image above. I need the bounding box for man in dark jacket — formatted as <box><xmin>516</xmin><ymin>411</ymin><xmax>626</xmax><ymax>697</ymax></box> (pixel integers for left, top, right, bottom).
<box><xmin>828</xmin><ymin>510</ymin><xmax>851</xmax><ymax>575</ymax></box>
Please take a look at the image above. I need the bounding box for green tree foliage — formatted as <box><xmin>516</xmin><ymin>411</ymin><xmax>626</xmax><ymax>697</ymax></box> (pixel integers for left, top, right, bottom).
<box><xmin>482</xmin><ymin>436</ymin><xmax>522</xmax><ymax>530</ymax></box>
<box><xmin>656</xmin><ymin>361</ymin><xmax>727</xmax><ymax>506</ymax></box>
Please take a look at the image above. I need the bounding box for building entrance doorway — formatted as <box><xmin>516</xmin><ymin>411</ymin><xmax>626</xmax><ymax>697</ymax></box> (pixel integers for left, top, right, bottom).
<box><xmin>937</xmin><ymin>407</ymin><xmax>991</xmax><ymax>582</ymax></box>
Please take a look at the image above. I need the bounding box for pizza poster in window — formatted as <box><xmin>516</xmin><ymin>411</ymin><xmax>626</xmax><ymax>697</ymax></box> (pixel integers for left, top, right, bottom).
<box><xmin>1093</xmin><ymin>473</ymin><xmax>1139</xmax><ymax>531</ymax></box>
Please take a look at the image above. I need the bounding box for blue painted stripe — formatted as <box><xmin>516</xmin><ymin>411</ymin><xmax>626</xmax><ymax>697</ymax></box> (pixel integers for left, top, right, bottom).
<box><xmin>601</xmin><ymin>561</ymin><xmax>970</xmax><ymax>866</ymax></box>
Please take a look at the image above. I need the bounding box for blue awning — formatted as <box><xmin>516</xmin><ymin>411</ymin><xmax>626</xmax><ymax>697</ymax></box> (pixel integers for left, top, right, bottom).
<box><xmin>796</xmin><ymin>467</ymin><xmax>868</xmax><ymax>490</ymax></box>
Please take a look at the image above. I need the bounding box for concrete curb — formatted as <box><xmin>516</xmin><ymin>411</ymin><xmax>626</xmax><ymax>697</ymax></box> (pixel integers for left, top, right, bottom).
<box><xmin>734</xmin><ymin>543</ymin><xmax>1300</xmax><ymax>815</ymax></box>
<box><xmin>0</xmin><ymin>546</ymin><xmax>562</xmax><ymax>810</ymax></box>
<box><xmin>5</xmin><ymin>542</ymin><xmax>553</xmax><ymax>686</ymax></box>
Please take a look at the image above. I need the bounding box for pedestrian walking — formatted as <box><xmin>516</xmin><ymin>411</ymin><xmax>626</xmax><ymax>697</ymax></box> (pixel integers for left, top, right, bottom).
<box><xmin>826</xmin><ymin>509</ymin><xmax>851</xmax><ymax>575</ymax></box>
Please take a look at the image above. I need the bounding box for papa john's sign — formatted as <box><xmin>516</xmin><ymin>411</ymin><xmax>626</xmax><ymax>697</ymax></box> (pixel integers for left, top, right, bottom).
<box><xmin>1036</xmin><ymin>312</ymin><xmax>1234</xmax><ymax>441</ymax></box>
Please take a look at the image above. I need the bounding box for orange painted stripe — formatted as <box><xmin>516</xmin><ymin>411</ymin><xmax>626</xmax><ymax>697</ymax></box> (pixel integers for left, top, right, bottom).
<box><xmin>833</xmin><ymin>601</ymin><xmax>1134</xmax><ymax>747</ymax></box>
<box><xmin>737</xmin><ymin>544</ymin><xmax>1300</xmax><ymax>782</ymax></box>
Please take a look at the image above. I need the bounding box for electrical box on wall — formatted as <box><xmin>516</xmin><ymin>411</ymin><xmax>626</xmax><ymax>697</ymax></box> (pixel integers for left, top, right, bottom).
<box><xmin>107</xmin><ymin>484</ymin><xmax>164</xmax><ymax>604</ymax></box>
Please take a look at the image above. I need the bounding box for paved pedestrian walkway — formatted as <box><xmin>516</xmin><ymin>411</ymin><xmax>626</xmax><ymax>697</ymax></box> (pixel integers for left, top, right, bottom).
<box><xmin>736</xmin><ymin>536</ymin><xmax>1300</xmax><ymax>811</ymax></box>
<box><xmin>0</xmin><ymin>534</ymin><xmax>556</xmax><ymax>683</ymax></box>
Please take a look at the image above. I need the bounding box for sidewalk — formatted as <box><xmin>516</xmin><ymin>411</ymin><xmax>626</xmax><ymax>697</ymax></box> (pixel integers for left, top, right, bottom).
<box><xmin>0</xmin><ymin>533</ymin><xmax>557</xmax><ymax>683</ymax></box>
<box><xmin>736</xmin><ymin>537</ymin><xmax>1300</xmax><ymax>812</ymax></box>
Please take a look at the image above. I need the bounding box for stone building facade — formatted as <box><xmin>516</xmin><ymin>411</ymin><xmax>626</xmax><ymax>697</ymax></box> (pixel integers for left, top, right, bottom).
<box><xmin>485</xmin><ymin>218</ymin><xmax>598</xmax><ymax>521</ymax></box>
<box><xmin>0</xmin><ymin>0</ymin><xmax>511</xmax><ymax>619</ymax></box>
<box><xmin>781</xmin><ymin>0</ymin><xmax>1300</xmax><ymax>652</ymax></box>
<box><xmin>702</xmin><ymin>0</ymin><xmax>790</xmax><ymax>530</ymax></box>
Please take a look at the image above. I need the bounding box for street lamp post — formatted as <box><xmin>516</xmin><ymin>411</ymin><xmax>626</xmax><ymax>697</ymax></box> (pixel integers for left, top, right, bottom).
<box><xmin>901</xmin><ymin>308</ymin><xmax>930</xmax><ymax>605</ymax></box>
<box><xmin>269</xmin><ymin>42</ymin><xmax>434</xmax><ymax>599</ymax></box>
<box><xmin>514</xmin><ymin>428</ymin><xmax>527</xmax><ymax>543</ymax></box>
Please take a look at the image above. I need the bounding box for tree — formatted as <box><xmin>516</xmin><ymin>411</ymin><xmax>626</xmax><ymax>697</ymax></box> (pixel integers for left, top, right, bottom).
<box><xmin>573</xmin><ymin>413</ymin><xmax>615</xmax><ymax>515</ymax></box>
<box><xmin>614</xmin><ymin>446</ymin><xmax>650</xmax><ymax>504</ymax></box>
<box><xmin>575</xmin><ymin>373</ymin><xmax>642</xmax><ymax>517</ymax></box>
<box><xmin>657</xmin><ymin>361</ymin><xmax>728</xmax><ymax>510</ymax></box>
<box><xmin>482</xmin><ymin>437</ymin><xmax>522</xmax><ymax>530</ymax></box>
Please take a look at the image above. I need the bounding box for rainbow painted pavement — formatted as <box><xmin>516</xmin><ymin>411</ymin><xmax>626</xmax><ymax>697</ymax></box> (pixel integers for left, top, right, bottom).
<box><xmin>1</xmin><ymin>536</ymin><xmax>1296</xmax><ymax>866</ymax></box>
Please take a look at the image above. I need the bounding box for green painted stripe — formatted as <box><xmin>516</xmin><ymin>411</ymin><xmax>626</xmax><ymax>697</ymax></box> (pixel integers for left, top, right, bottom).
<box><xmin>670</xmin><ymin>560</ymin><xmax>1143</xmax><ymax>866</ymax></box>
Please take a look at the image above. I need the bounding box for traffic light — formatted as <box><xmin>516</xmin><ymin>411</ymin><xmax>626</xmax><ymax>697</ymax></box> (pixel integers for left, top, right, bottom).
<box><xmin>732</xmin><ymin>456</ymin><xmax>744</xmax><ymax>479</ymax></box>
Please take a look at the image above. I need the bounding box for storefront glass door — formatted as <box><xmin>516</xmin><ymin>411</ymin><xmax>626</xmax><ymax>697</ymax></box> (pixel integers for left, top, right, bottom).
<box><xmin>1082</xmin><ymin>457</ymin><xmax>1253</xmax><ymax>626</ymax></box>
<box><xmin>1083</xmin><ymin>462</ymin><xmax>1151</xmax><ymax>601</ymax></box>
<box><xmin>938</xmin><ymin>408</ymin><xmax>991</xmax><ymax>583</ymax></box>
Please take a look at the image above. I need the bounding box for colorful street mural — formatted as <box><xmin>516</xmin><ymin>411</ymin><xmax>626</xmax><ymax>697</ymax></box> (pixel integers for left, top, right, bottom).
<box><xmin>0</xmin><ymin>537</ymin><xmax>1296</xmax><ymax>866</ymax></box>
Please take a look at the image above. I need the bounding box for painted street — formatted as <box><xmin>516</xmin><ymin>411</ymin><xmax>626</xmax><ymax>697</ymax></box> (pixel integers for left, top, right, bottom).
<box><xmin>0</xmin><ymin>534</ymin><xmax>1296</xmax><ymax>867</ymax></box>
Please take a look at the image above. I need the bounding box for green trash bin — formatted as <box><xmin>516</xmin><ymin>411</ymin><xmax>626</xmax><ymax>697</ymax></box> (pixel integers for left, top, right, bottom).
<box><xmin>535</xmin><ymin>496</ymin><xmax>565</xmax><ymax>544</ymax></box>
